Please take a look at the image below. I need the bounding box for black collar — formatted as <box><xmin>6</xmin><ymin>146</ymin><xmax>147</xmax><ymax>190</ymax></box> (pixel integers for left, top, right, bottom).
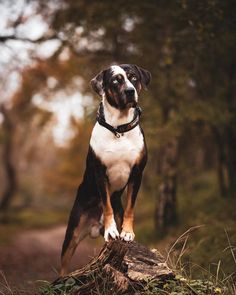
<box><xmin>96</xmin><ymin>102</ymin><xmax>142</xmax><ymax>138</ymax></box>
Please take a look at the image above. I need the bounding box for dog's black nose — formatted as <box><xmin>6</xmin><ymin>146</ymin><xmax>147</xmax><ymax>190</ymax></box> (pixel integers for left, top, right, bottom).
<box><xmin>125</xmin><ymin>88</ymin><xmax>135</xmax><ymax>97</ymax></box>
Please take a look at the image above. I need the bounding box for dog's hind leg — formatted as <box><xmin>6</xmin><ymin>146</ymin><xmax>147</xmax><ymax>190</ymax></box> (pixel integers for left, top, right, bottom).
<box><xmin>60</xmin><ymin>197</ymin><xmax>102</xmax><ymax>276</ymax></box>
<box><xmin>60</xmin><ymin>209</ymin><xmax>89</xmax><ymax>276</ymax></box>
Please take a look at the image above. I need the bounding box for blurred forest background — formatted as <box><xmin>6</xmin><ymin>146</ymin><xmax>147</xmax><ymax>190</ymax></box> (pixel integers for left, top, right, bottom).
<box><xmin>0</xmin><ymin>0</ymin><xmax>235</xmax><ymax>292</ymax></box>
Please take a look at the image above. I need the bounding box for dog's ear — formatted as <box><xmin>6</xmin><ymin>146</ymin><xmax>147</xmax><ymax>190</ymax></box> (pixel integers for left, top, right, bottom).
<box><xmin>135</xmin><ymin>65</ymin><xmax>151</xmax><ymax>90</ymax></box>
<box><xmin>90</xmin><ymin>70</ymin><xmax>105</xmax><ymax>97</ymax></box>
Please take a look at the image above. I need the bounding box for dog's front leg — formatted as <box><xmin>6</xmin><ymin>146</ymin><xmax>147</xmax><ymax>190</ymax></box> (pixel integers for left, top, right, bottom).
<box><xmin>97</xmin><ymin>179</ymin><xmax>119</xmax><ymax>242</ymax></box>
<box><xmin>120</xmin><ymin>165</ymin><xmax>143</xmax><ymax>242</ymax></box>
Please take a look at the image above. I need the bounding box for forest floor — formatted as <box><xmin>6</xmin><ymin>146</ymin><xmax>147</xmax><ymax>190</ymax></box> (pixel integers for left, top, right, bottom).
<box><xmin>0</xmin><ymin>172</ymin><xmax>235</xmax><ymax>293</ymax></box>
<box><xmin>0</xmin><ymin>225</ymin><xmax>102</xmax><ymax>293</ymax></box>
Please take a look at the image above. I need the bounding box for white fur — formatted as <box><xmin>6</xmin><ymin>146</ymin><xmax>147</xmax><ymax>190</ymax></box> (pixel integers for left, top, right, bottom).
<box><xmin>111</xmin><ymin>65</ymin><xmax>126</xmax><ymax>77</ymax></box>
<box><xmin>90</xmin><ymin>102</ymin><xmax>144</xmax><ymax>194</ymax></box>
<box><xmin>104</xmin><ymin>218</ymin><xmax>119</xmax><ymax>241</ymax></box>
<box><xmin>120</xmin><ymin>230</ymin><xmax>135</xmax><ymax>242</ymax></box>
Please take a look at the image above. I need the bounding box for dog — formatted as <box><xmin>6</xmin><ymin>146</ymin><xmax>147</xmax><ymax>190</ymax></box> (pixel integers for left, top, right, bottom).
<box><xmin>60</xmin><ymin>64</ymin><xmax>151</xmax><ymax>276</ymax></box>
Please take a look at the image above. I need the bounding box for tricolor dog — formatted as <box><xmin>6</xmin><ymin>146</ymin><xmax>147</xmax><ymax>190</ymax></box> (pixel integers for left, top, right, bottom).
<box><xmin>61</xmin><ymin>64</ymin><xmax>151</xmax><ymax>276</ymax></box>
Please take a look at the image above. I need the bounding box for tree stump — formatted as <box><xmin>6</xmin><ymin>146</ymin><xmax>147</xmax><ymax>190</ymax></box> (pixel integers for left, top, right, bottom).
<box><xmin>52</xmin><ymin>240</ymin><xmax>174</xmax><ymax>294</ymax></box>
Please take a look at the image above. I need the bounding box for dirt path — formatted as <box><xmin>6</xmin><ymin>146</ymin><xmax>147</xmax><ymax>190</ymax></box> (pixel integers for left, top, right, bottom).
<box><xmin>0</xmin><ymin>226</ymin><xmax>101</xmax><ymax>293</ymax></box>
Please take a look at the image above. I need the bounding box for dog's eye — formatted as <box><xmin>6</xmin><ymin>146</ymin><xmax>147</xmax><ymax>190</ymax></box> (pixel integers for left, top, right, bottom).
<box><xmin>131</xmin><ymin>76</ymin><xmax>137</xmax><ymax>82</ymax></box>
<box><xmin>112</xmin><ymin>79</ymin><xmax>119</xmax><ymax>85</ymax></box>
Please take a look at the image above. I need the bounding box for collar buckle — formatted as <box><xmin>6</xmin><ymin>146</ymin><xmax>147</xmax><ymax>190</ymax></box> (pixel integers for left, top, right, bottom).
<box><xmin>115</xmin><ymin>132</ymin><xmax>121</xmax><ymax>138</ymax></box>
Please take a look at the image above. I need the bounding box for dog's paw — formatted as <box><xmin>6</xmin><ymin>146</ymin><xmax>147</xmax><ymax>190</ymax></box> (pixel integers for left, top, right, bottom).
<box><xmin>90</xmin><ymin>224</ymin><xmax>101</xmax><ymax>238</ymax></box>
<box><xmin>104</xmin><ymin>221</ymin><xmax>119</xmax><ymax>242</ymax></box>
<box><xmin>120</xmin><ymin>230</ymin><xmax>135</xmax><ymax>242</ymax></box>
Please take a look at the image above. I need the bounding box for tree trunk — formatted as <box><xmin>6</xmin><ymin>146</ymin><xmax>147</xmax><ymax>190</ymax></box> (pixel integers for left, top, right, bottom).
<box><xmin>211</xmin><ymin>124</ymin><xmax>236</xmax><ymax>198</ymax></box>
<box><xmin>154</xmin><ymin>138</ymin><xmax>179</xmax><ymax>235</ymax></box>
<box><xmin>0</xmin><ymin>106</ymin><xmax>17</xmax><ymax>211</ymax></box>
<box><xmin>153</xmin><ymin>61</ymin><xmax>179</xmax><ymax>235</ymax></box>
<box><xmin>52</xmin><ymin>240</ymin><xmax>174</xmax><ymax>294</ymax></box>
<box><xmin>211</xmin><ymin>126</ymin><xmax>228</xmax><ymax>197</ymax></box>
<box><xmin>224</xmin><ymin>59</ymin><xmax>236</xmax><ymax>197</ymax></box>
<box><xmin>225</xmin><ymin>125</ymin><xmax>236</xmax><ymax>197</ymax></box>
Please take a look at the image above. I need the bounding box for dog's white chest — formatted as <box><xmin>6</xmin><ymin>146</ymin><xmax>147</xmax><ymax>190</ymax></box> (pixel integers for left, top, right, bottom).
<box><xmin>90</xmin><ymin>123</ymin><xmax>144</xmax><ymax>193</ymax></box>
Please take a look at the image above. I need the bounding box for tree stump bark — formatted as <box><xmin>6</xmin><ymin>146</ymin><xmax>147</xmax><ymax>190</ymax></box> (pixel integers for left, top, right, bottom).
<box><xmin>53</xmin><ymin>240</ymin><xmax>174</xmax><ymax>294</ymax></box>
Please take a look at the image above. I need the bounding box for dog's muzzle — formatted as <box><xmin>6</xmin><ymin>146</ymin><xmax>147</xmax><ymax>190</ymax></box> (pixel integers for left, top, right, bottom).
<box><xmin>124</xmin><ymin>87</ymin><xmax>136</xmax><ymax>103</ymax></box>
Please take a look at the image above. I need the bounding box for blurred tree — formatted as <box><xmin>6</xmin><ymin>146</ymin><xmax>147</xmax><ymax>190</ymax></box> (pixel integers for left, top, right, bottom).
<box><xmin>44</xmin><ymin>117</ymin><xmax>93</xmax><ymax>200</ymax></box>
<box><xmin>0</xmin><ymin>105</ymin><xmax>17</xmax><ymax>210</ymax></box>
<box><xmin>0</xmin><ymin>62</ymin><xmax>52</xmax><ymax>211</ymax></box>
<box><xmin>177</xmin><ymin>0</ymin><xmax>236</xmax><ymax>197</ymax></box>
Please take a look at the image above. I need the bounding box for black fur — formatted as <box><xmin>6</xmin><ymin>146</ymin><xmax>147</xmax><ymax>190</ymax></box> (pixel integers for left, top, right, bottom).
<box><xmin>61</xmin><ymin>64</ymin><xmax>150</xmax><ymax>275</ymax></box>
<box><xmin>61</xmin><ymin>146</ymin><xmax>104</xmax><ymax>257</ymax></box>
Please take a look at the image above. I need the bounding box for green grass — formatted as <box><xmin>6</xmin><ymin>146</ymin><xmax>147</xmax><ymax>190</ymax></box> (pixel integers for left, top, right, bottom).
<box><xmin>177</xmin><ymin>171</ymin><xmax>236</xmax><ymax>278</ymax></box>
<box><xmin>134</xmin><ymin>170</ymin><xmax>236</xmax><ymax>288</ymax></box>
<box><xmin>41</xmin><ymin>279</ymin><xmax>225</xmax><ymax>294</ymax></box>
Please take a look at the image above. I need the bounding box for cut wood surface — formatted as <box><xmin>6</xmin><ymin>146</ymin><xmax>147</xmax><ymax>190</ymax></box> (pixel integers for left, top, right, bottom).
<box><xmin>53</xmin><ymin>240</ymin><xmax>174</xmax><ymax>294</ymax></box>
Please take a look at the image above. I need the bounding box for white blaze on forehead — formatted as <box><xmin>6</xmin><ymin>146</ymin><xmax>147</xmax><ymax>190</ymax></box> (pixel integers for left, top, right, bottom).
<box><xmin>111</xmin><ymin>65</ymin><xmax>127</xmax><ymax>78</ymax></box>
<box><xmin>110</xmin><ymin>64</ymin><xmax>138</xmax><ymax>100</ymax></box>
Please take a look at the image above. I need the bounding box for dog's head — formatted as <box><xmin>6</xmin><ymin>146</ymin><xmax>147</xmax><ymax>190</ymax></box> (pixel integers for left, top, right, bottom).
<box><xmin>90</xmin><ymin>64</ymin><xmax>151</xmax><ymax>110</ymax></box>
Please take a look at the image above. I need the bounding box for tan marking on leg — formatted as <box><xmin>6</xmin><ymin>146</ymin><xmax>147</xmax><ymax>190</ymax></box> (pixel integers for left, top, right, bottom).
<box><xmin>121</xmin><ymin>183</ymin><xmax>135</xmax><ymax>241</ymax></box>
<box><xmin>103</xmin><ymin>184</ymin><xmax>119</xmax><ymax>241</ymax></box>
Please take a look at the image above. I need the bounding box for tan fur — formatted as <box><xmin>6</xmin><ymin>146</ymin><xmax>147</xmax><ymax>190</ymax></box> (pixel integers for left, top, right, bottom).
<box><xmin>120</xmin><ymin>182</ymin><xmax>135</xmax><ymax>241</ymax></box>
